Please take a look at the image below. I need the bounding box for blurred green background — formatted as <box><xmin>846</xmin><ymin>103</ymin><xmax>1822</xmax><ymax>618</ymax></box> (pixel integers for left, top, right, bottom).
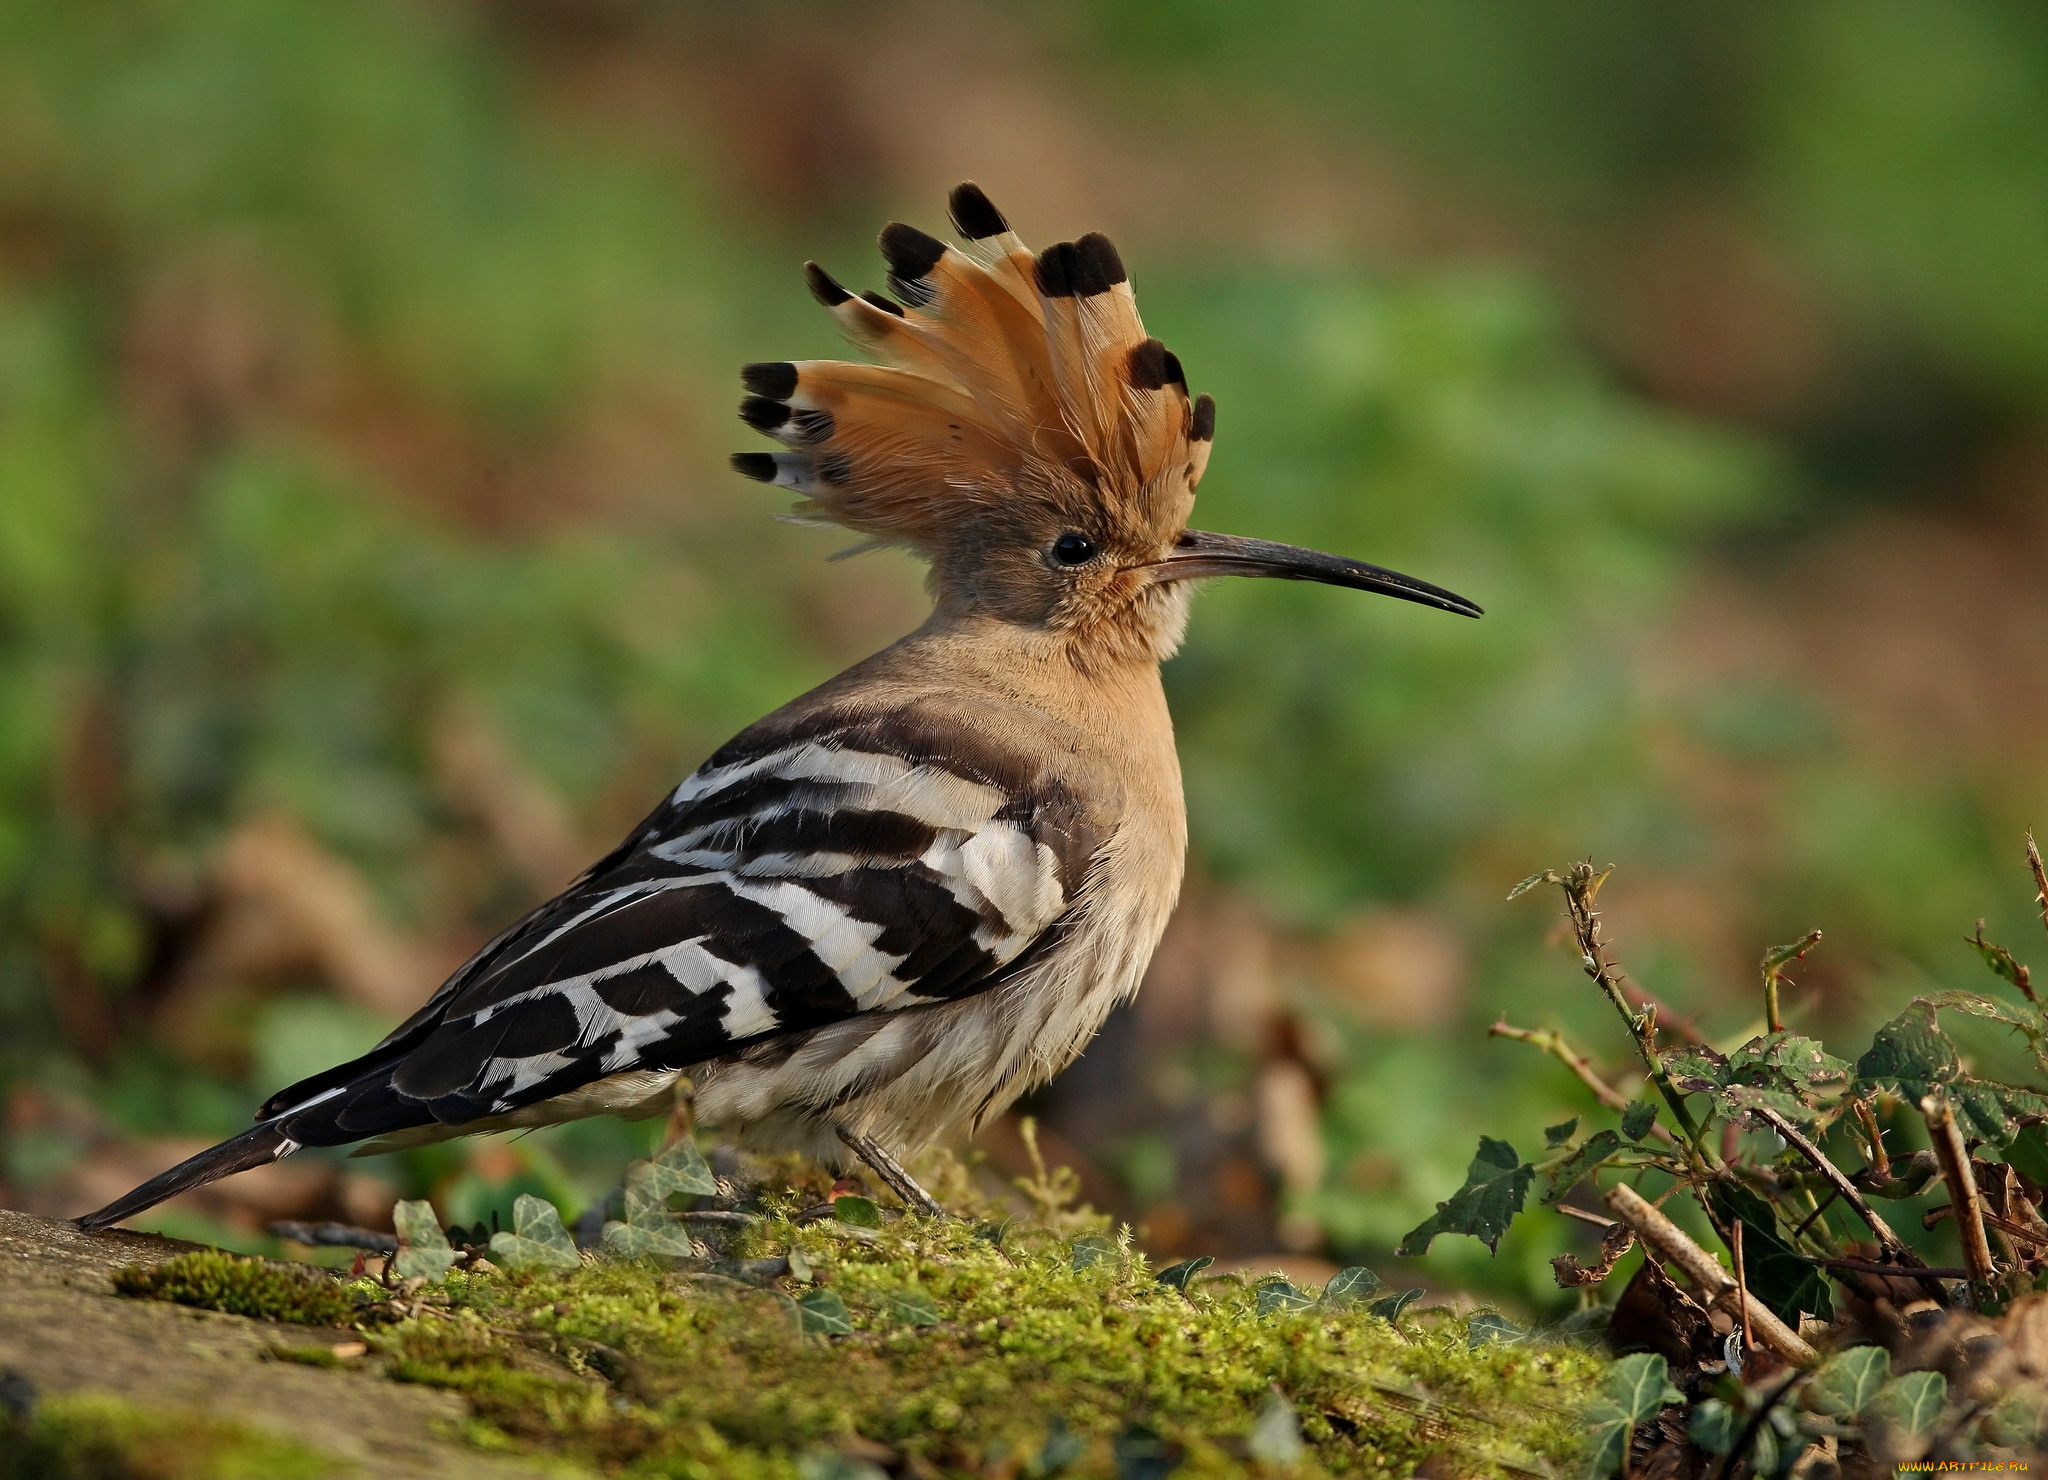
<box><xmin>2</xmin><ymin>0</ymin><xmax>2045</xmax><ymax>1311</ymax></box>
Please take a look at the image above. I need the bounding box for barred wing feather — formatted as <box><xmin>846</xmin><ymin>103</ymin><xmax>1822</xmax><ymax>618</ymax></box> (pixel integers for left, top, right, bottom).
<box><xmin>256</xmin><ymin>712</ymin><xmax>1095</xmax><ymax>1146</ymax></box>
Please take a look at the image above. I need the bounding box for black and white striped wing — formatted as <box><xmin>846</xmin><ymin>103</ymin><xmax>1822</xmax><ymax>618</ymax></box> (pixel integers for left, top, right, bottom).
<box><xmin>259</xmin><ymin>712</ymin><xmax>1095</xmax><ymax>1145</ymax></box>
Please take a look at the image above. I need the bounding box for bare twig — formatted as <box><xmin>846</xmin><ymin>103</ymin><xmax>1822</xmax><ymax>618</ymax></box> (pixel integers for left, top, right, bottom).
<box><xmin>1922</xmin><ymin>1203</ymin><xmax>2048</xmax><ymax>1250</ymax></box>
<box><xmin>1556</xmin><ymin>1204</ymin><xmax>1619</xmax><ymax>1230</ymax></box>
<box><xmin>1791</xmin><ymin>1189</ymin><xmax>1839</xmax><ymax>1239</ymax></box>
<box><xmin>1817</xmin><ymin>1257</ymin><xmax>1974</xmax><ymax>1280</ymax></box>
<box><xmin>1921</xmin><ymin>1094</ymin><xmax>1997</xmax><ymax>1296</ymax></box>
<box><xmin>1732</xmin><ymin>1219</ymin><xmax>1754</xmax><ymax>1354</ymax></box>
<box><xmin>1604</xmin><ymin>1183</ymin><xmax>1817</xmax><ymax>1365</ymax></box>
<box><xmin>1488</xmin><ymin>1019</ymin><xmax>1677</xmax><ymax>1145</ymax></box>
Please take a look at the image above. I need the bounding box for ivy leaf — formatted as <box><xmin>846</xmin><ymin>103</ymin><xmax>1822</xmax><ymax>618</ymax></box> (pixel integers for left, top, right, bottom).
<box><xmin>1154</xmin><ymin>1256</ymin><xmax>1213</xmax><ymax>1293</ymax></box>
<box><xmin>640</xmin><ymin>1136</ymin><xmax>718</xmax><ymax>1199</ymax></box>
<box><xmin>1070</xmin><ymin>1234</ymin><xmax>1116</xmax><ymax>1272</ymax></box>
<box><xmin>1255</xmin><ymin>1279</ymin><xmax>1314</xmax><ymax>1318</ymax></box>
<box><xmin>600</xmin><ymin>1216</ymin><xmax>695</xmax><ymax>1260</ymax></box>
<box><xmin>1802</xmin><ymin>1345</ymin><xmax>1888</xmax><ymax>1418</ymax></box>
<box><xmin>1603</xmin><ymin>1352</ymin><xmax>1681</xmax><ymax>1423</ymax></box>
<box><xmin>1543</xmin><ymin>1118</ymin><xmax>1579</xmax><ymax>1149</ymax></box>
<box><xmin>1687</xmin><ymin>1400</ymin><xmax>1738</xmax><ymax>1455</ymax></box>
<box><xmin>1584</xmin><ymin>1406</ymin><xmax>1631</xmax><ymax>1479</ymax></box>
<box><xmin>1982</xmin><ymin>1387</ymin><xmax>2048</xmax><ymax>1449</ymax></box>
<box><xmin>1541</xmin><ymin>1130</ymin><xmax>1621</xmax><ymax>1205</ymax></box>
<box><xmin>1621</xmin><ymin>1101</ymin><xmax>1658</xmax><ymax>1141</ymax></box>
<box><xmin>796</xmin><ymin>1288</ymin><xmax>853</xmax><ymax>1336</ymax></box>
<box><xmin>1365</xmin><ymin>1287</ymin><xmax>1423</xmax><ymax>1322</ymax></box>
<box><xmin>391</xmin><ymin>1199</ymin><xmax>457</xmax><ymax>1282</ymax></box>
<box><xmin>1397</xmin><ymin>1137</ymin><xmax>1532</xmax><ymax>1255</ymax></box>
<box><xmin>1245</xmin><ymin>1390</ymin><xmax>1305</xmax><ymax>1465</ymax></box>
<box><xmin>833</xmin><ymin>1195</ymin><xmax>883</xmax><ymax>1230</ymax></box>
<box><xmin>1466</xmin><ymin>1311</ymin><xmax>1524</xmax><ymax>1348</ymax></box>
<box><xmin>881</xmin><ymin>1288</ymin><xmax>939</xmax><ymax>1327</ymax></box>
<box><xmin>1708</xmin><ymin>1183</ymin><xmax>1832</xmax><ymax>1323</ymax></box>
<box><xmin>605</xmin><ymin>1162</ymin><xmax>700</xmax><ymax>1259</ymax></box>
<box><xmin>1584</xmin><ymin>1366</ymin><xmax>1676</xmax><ymax>1480</ymax></box>
<box><xmin>1320</xmin><ymin>1266</ymin><xmax>1384</xmax><ymax>1307</ymax></box>
<box><xmin>488</xmin><ymin>1193</ymin><xmax>580</xmax><ymax>1272</ymax></box>
<box><xmin>1871</xmin><ymin>1371</ymin><xmax>1947</xmax><ymax>1436</ymax></box>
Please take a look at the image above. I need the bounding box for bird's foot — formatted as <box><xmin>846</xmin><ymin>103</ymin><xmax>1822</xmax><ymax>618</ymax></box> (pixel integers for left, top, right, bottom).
<box><xmin>835</xmin><ymin>1127</ymin><xmax>947</xmax><ymax>1219</ymax></box>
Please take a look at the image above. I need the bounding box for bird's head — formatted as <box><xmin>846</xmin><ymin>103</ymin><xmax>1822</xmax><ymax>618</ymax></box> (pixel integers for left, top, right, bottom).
<box><xmin>733</xmin><ymin>185</ymin><xmax>1479</xmax><ymax>669</ymax></box>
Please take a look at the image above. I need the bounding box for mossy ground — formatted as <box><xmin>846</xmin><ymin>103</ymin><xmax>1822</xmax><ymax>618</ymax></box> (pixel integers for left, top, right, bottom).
<box><xmin>110</xmin><ymin>1250</ymin><xmax>358</xmax><ymax>1327</ymax></box>
<box><xmin>103</xmin><ymin>1157</ymin><xmax>1605</xmax><ymax>1478</ymax></box>
<box><xmin>374</xmin><ymin>1222</ymin><xmax>1597</xmax><ymax>1477</ymax></box>
<box><xmin>0</xmin><ymin>1392</ymin><xmax>336</xmax><ymax>1480</ymax></box>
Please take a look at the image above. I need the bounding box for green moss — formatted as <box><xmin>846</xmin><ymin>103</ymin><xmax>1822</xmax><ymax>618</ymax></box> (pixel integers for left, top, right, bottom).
<box><xmin>376</xmin><ymin>1214</ymin><xmax>1601</xmax><ymax>1479</ymax></box>
<box><xmin>111</xmin><ymin>1251</ymin><xmax>357</xmax><ymax>1327</ymax></box>
<box><xmin>0</xmin><ymin>1391</ymin><xmax>338</xmax><ymax>1480</ymax></box>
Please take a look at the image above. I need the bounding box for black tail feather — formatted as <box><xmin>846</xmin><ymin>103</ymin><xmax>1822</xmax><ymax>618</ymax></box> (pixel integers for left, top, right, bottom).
<box><xmin>74</xmin><ymin>1122</ymin><xmax>294</xmax><ymax>1233</ymax></box>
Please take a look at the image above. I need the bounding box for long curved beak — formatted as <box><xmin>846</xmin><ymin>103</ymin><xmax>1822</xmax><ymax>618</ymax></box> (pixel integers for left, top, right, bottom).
<box><xmin>1148</xmin><ymin>529</ymin><xmax>1483</xmax><ymax>618</ymax></box>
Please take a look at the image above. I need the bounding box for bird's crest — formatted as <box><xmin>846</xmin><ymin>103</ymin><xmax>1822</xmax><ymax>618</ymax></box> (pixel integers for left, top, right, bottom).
<box><xmin>731</xmin><ymin>183</ymin><xmax>1215</xmax><ymax>555</ymax></box>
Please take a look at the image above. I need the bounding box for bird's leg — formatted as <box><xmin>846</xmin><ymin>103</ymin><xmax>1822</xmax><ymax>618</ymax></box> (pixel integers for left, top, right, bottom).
<box><xmin>835</xmin><ymin>1127</ymin><xmax>947</xmax><ymax>1219</ymax></box>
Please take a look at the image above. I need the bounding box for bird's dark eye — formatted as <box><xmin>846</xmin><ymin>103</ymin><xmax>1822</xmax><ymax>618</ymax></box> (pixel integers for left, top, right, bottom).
<box><xmin>1050</xmin><ymin>532</ymin><xmax>1097</xmax><ymax>567</ymax></box>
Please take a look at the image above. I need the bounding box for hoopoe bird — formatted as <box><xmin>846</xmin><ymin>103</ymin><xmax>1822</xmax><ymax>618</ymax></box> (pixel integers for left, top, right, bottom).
<box><xmin>79</xmin><ymin>184</ymin><xmax>1479</xmax><ymax>1231</ymax></box>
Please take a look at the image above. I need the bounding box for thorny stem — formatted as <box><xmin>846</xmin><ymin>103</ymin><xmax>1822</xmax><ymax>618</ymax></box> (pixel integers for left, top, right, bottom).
<box><xmin>1620</xmin><ymin>983</ymin><xmax>1707</xmax><ymax>1047</ymax></box>
<box><xmin>1752</xmin><ymin>1106</ymin><xmax>1911</xmax><ymax>1263</ymax></box>
<box><xmin>1754</xmin><ymin>1104</ymin><xmax>1949</xmax><ymax>1305</ymax></box>
<box><xmin>1852</xmin><ymin>1099</ymin><xmax>1891</xmax><ymax>1182</ymax></box>
<box><xmin>2030</xmin><ymin>831</ymin><xmax>2048</xmax><ymax>955</ymax></box>
<box><xmin>1921</xmin><ymin>1093</ymin><xmax>1998</xmax><ymax>1301</ymax></box>
<box><xmin>1556</xmin><ymin>863</ymin><xmax>1709</xmax><ymax>1150</ymax></box>
<box><xmin>1488</xmin><ymin>1019</ymin><xmax>1677</xmax><ymax>1145</ymax></box>
<box><xmin>1760</xmin><ymin>930</ymin><xmax>1821</xmax><ymax>1034</ymax></box>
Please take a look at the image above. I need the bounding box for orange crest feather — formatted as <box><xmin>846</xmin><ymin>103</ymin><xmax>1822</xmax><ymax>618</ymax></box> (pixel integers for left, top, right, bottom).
<box><xmin>731</xmin><ymin>184</ymin><xmax>1217</xmax><ymax>555</ymax></box>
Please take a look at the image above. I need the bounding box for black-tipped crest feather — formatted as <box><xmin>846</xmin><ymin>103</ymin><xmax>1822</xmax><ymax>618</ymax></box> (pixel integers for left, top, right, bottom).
<box><xmin>804</xmin><ymin>261</ymin><xmax>851</xmax><ymax>307</ymax></box>
<box><xmin>742</xmin><ymin>361</ymin><xmax>799</xmax><ymax>399</ymax></box>
<box><xmin>948</xmin><ymin>182</ymin><xmax>1010</xmax><ymax>240</ymax></box>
